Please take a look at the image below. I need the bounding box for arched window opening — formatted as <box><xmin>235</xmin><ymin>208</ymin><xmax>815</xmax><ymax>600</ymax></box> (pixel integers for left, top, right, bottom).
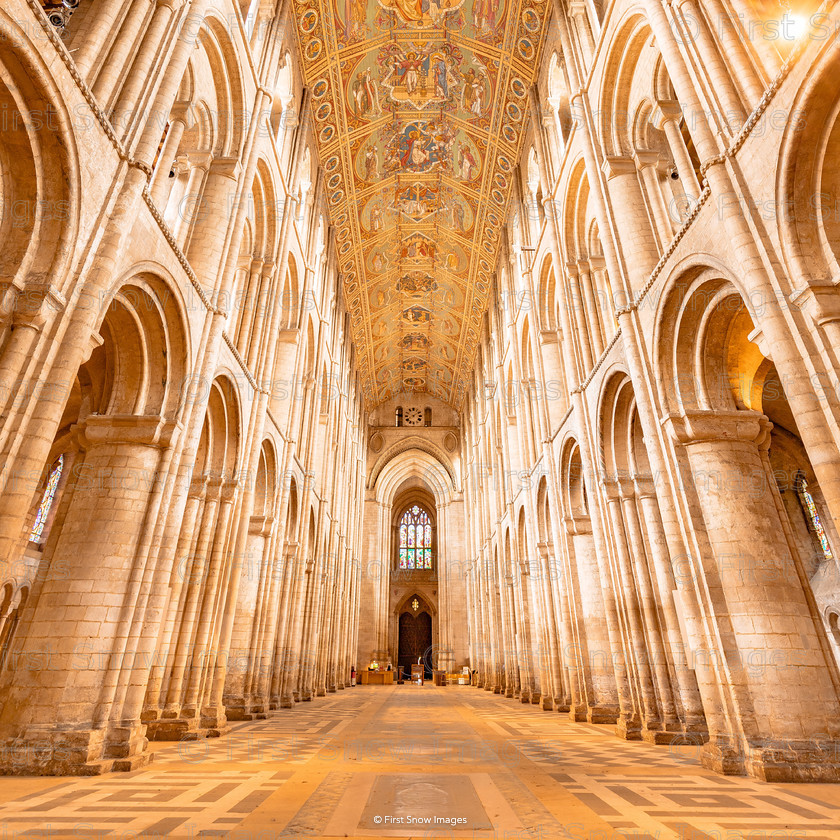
<box><xmin>396</xmin><ymin>406</ymin><xmax>403</xmax><ymax>427</ymax></box>
<box><xmin>424</xmin><ymin>407</ymin><xmax>432</xmax><ymax>426</ymax></box>
<box><xmin>794</xmin><ymin>472</ymin><xmax>833</xmax><ymax>562</ymax></box>
<box><xmin>399</xmin><ymin>505</ymin><xmax>433</xmax><ymax>570</ymax></box>
<box><xmin>29</xmin><ymin>455</ymin><xmax>64</xmax><ymax>545</ymax></box>
<box><xmin>0</xmin><ymin>587</ymin><xmax>26</xmax><ymax>672</ymax></box>
<box><xmin>828</xmin><ymin>611</ymin><xmax>840</xmax><ymax>650</ymax></box>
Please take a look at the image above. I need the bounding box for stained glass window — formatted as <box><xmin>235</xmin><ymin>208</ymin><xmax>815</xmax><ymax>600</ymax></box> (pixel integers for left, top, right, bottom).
<box><xmin>30</xmin><ymin>455</ymin><xmax>63</xmax><ymax>544</ymax></box>
<box><xmin>398</xmin><ymin>504</ymin><xmax>432</xmax><ymax>569</ymax></box>
<box><xmin>795</xmin><ymin>474</ymin><xmax>833</xmax><ymax>562</ymax></box>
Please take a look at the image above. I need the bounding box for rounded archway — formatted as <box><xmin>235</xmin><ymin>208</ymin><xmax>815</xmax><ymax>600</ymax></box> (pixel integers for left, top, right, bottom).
<box><xmin>357</xmin><ymin>447</ymin><xmax>465</xmax><ymax>677</ymax></box>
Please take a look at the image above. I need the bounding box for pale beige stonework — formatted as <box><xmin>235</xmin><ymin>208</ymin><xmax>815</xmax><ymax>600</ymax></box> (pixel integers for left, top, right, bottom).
<box><xmin>0</xmin><ymin>0</ymin><xmax>837</xmax><ymax>792</ymax></box>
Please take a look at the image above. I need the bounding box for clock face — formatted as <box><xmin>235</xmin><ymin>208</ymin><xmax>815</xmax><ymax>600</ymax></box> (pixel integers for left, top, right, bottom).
<box><xmin>404</xmin><ymin>407</ymin><xmax>423</xmax><ymax>426</ymax></box>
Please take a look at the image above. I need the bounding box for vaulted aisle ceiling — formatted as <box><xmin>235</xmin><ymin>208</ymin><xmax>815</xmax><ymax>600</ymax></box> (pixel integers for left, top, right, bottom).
<box><xmin>291</xmin><ymin>0</ymin><xmax>550</xmax><ymax>406</ymax></box>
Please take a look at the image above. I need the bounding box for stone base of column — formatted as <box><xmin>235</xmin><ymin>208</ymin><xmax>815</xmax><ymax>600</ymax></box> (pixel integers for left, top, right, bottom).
<box><xmin>316</xmin><ymin>688</ymin><xmax>327</xmax><ymax>697</ymax></box>
<box><xmin>745</xmin><ymin>741</ymin><xmax>840</xmax><ymax>783</ymax></box>
<box><xmin>662</xmin><ymin>727</ymin><xmax>709</xmax><ymax>748</ymax></box>
<box><xmin>540</xmin><ymin>696</ymin><xmax>553</xmax><ymax>711</ymax></box>
<box><xmin>105</xmin><ymin>722</ymin><xmax>153</xmax><ymax>772</ymax></box>
<box><xmin>146</xmin><ymin>717</ymin><xmax>204</xmax><ymax>741</ymax></box>
<box><xmin>0</xmin><ymin>725</ymin><xmax>153</xmax><ymax>775</ymax></box>
<box><xmin>201</xmin><ymin>705</ymin><xmax>228</xmax><ymax>738</ymax></box>
<box><xmin>145</xmin><ymin>706</ymin><xmax>217</xmax><ymax>741</ymax></box>
<box><xmin>585</xmin><ymin>705</ymin><xmax>619</xmax><ymax>725</ymax></box>
<box><xmin>566</xmin><ymin>704</ymin><xmax>588</xmax><ymax>721</ymax></box>
<box><xmin>699</xmin><ymin>736</ymin><xmax>746</xmax><ymax>776</ymax></box>
<box><xmin>642</xmin><ymin>725</ymin><xmax>685</xmax><ymax>745</ymax></box>
<box><xmin>703</xmin><ymin>739</ymin><xmax>840</xmax><ymax>782</ymax></box>
<box><xmin>224</xmin><ymin>696</ymin><xmax>259</xmax><ymax>721</ymax></box>
<box><xmin>614</xmin><ymin>714</ymin><xmax>642</xmax><ymax>740</ymax></box>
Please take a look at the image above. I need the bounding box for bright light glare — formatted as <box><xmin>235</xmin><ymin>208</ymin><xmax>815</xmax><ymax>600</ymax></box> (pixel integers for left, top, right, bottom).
<box><xmin>781</xmin><ymin>13</ymin><xmax>807</xmax><ymax>41</ymax></box>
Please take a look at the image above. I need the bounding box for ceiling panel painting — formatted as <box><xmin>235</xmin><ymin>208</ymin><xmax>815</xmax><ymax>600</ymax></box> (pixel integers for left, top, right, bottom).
<box><xmin>292</xmin><ymin>0</ymin><xmax>550</xmax><ymax>405</ymax></box>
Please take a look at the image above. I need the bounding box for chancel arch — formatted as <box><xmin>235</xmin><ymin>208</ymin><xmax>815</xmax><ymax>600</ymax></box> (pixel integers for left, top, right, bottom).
<box><xmin>358</xmin><ymin>447</ymin><xmax>465</xmax><ymax>678</ymax></box>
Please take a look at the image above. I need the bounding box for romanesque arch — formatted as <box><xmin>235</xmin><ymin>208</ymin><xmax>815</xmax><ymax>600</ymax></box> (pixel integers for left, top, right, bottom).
<box><xmin>655</xmin><ymin>267</ymin><xmax>840</xmax><ymax>778</ymax></box>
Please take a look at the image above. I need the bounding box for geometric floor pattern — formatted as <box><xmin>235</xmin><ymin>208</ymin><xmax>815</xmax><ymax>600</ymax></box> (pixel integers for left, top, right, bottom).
<box><xmin>0</xmin><ymin>685</ymin><xmax>838</xmax><ymax>839</ymax></box>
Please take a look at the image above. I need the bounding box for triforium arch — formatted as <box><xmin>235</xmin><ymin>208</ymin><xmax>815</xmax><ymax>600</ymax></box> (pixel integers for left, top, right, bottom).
<box><xmin>655</xmin><ymin>266</ymin><xmax>840</xmax><ymax>780</ymax></box>
<box><xmin>0</xmin><ymin>7</ymin><xmax>78</xmax><ymax>321</ymax></box>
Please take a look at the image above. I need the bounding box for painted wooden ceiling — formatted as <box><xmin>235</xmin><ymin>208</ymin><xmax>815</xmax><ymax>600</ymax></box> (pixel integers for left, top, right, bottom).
<box><xmin>291</xmin><ymin>0</ymin><xmax>550</xmax><ymax>406</ymax></box>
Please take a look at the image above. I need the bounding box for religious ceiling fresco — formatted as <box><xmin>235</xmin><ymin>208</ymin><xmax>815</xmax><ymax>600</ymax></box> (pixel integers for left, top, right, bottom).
<box><xmin>291</xmin><ymin>0</ymin><xmax>550</xmax><ymax>405</ymax></box>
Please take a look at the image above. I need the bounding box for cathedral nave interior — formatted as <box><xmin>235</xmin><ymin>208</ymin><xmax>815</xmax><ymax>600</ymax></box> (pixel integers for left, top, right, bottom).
<box><xmin>0</xmin><ymin>0</ymin><xmax>839</xmax><ymax>836</ymax></box>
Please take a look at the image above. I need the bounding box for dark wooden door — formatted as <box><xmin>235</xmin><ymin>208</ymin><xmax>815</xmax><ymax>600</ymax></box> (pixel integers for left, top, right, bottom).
<box><xmin>398</xmin><ymin>610</ymin><xmax>432</xmax><ymax>678</ymax></box>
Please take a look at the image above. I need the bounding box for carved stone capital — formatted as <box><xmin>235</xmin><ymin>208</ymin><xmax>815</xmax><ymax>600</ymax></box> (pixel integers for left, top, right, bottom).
<box><xmin>663</xmin><ymin>410</ymin><xmax>772</xmax><ymax>449</ymax></box>
<box><xmin>601</xmin><ymin>155</ymin><xmax>636</xmax><ymax>180</ymax></box>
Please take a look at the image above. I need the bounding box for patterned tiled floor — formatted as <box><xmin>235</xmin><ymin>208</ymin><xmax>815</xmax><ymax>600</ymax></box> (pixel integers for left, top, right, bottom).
<box><xmin>0</xmin><ymin>686</ymin><xmax>839</xmax><ymax>839</ymax></box>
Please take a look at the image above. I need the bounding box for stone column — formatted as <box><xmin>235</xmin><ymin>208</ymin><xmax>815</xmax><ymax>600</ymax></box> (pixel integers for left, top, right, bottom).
<box><xmin>224</xmin><ymin>514</ymin><xmax>272</xmax><ymax>719</ymax></box>
<box><xmin>666</xmin><ymin>409</ymin><xmax>840</xmax><ymax>781</ymax></box>
<box><xmin>634</xmin><ymin>150</ymin><xmax>674</xmax><ymax>248</ymax></box>
<box><xmin>618</xmin><ymin>480</ymin><xmax>681</xmax><ymax>736</ymax></box>
<box><xmin>185</xmin><ymin>157</ymin><xmax>242</xmax><ymax>286</ymax></box>
<box><xmin>71</xmin><ymin>0</ymin><xmax>133</xmax><ymax>79</ymax></box>
<box><xmin>90</xmin><ymin>0</ymin><xmax>156</xmax><ymax>105</ymax></box>
<box><xmin>246</xmin><ymin>262</ymin><xmax>276</xmax><ymax>372</ymax></box>
<box><xmin>268</xmin><ymin>539</ymin><xmax>298</xmax><ymax>708</ymax></box>
<box><xmin>634</xmin><ymin>476</ymin><xmax>706</xmax><ymax>734</ymax></box>
<box><xmin>651</xmin><ymin>100</ymin><xmax>701</xmax><ymax>202</ymax></box>
<box><xmin>172</xmin><ymin>151</ymin><xmax>211</xmax><ymax>244</ymax></box>
<box><xmin>112</xmin><ymin>0</ymin><xmax>183</xmax><ymax>137</ymax></box>
<box><xmin>142</xmin><ymin>474</ymin><xmax>207</xmax><ymax>720</ymax></box>
<box><xmin>155</xmin><ymin>479</ymin><xmax>220</xmax><ymax>731</ymax></box>
<box><xmin>181</xmin><ymin>479</ymin><xmax>237</xmax><ymax>712</ymax></box>
<box><xmin>672</xmin><ymin>0</ymin><xmax>747</xmax><ymax>132</ymax></box>
<box><xmin>577</xmin><ymin>259</ymin><xmax>604</xmax><ymax>359</ymax></box>
<box><xmin>149</xmin><ymin>101</ymin><xmax>194</xmax><ymax>206</ymax></box>
<box><xmin>540</xmin><ymin>539</ymin><xmax>573</xmax><ymax>711</ymax></box>
<box><xmin>536</xmin><ymin>541</ymin><xmax>564</xmax><ymax>710</ymax></box>
<box><xmin>236</xmin><ymin>259</ymin><xmax>264</xmax><ymax>357</ymax></box>
<box><xmin>0</xmin><ymin>414</ymin><xmax>172</xmax><ymax>773</ymax></box>
<box><xmin>568</xmin><ymin>0</ymin><xmax>595</xmax><ymax>65</ymax></box>
<box><xmin>566</xmin><ymin>262</ymin><xmax>593</xmax><ymax>373</ymax></box>
<box><xmin>602</xmin><ymin>479</ymin><xmax>663</xmax><ymax>737</ymax></box>
<box><xmin>0</xmin><ymin>308</ymin><xmax>46</xmax><ymax>433</ymax></box>
<box><xmin>566</xmin><ymin>516</ymin><xmax>621</xmax><ymax>724</ymax></box>
<box><xmin>601</xmin><ymin>156</ymin><xmax>661</xmax><ymax>294</ymax></box>
<box><xmin>588</xmin><ymin>256</ymin><xmax>615</xmax><ymax>343</ymax></box>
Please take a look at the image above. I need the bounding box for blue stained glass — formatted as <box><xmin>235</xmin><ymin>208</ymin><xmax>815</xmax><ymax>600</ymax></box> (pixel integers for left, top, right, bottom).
<box><xmin>30</xmin><ymin>455</ymin><xmax>63</xmax><ymax>544</ymax></box>
<box><xmin>796</xmin><ymin>476</ymin><xmax>833</xmax><ymax>561</ymax></box>
<box><xmin>398</xmin><ymin>503</ymin><xmax>433</xmax><ymax>570</ymax></box>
